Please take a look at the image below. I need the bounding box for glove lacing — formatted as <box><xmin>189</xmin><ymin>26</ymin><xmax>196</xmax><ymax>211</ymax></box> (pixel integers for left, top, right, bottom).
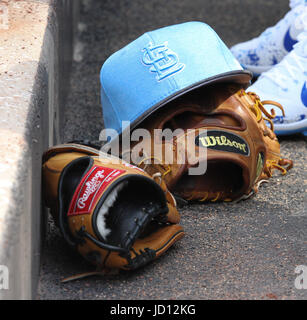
<box><xmin>138</xmin><ymin>156</ymin><xmax>172</xmax><ymax>180</ymax></box>
<box><xmin>241</xmin><ymin>90</ymin><xmax>293</xmax><ymax>176</ymax></box>
<box><xmin>240</xmin><ymin>90</ymin><xmax>285</xmax><ymax>133</ymax></box>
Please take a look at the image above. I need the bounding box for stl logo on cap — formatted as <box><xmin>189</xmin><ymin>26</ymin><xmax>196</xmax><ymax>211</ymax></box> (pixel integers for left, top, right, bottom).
<box><xmin>100</xmin><ymin>22</ymin><xmax>252</xmax><ymax>141</ymax></box>
<box><xmin>142</xmin><ymin>41</ymin><xmax>185</xmax><ymax>81</ymax></box>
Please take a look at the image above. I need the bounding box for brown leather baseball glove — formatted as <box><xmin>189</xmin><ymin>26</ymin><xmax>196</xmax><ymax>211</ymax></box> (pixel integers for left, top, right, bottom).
<box><xmin>121</xmin><ymin>83</ymin><xmax>293</xmax><ymax>203</ymax></box>
<box><xmin>42</xmin><ymin>143</ymin><xmax>184</xmax><ymax>281</ymax></box>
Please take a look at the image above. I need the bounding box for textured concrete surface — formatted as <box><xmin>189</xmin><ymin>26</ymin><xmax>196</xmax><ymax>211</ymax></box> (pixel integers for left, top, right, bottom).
<box><xmin>0</xmin><ymin>1</ymin><xmax>50</xmax><ymax>300</ymax></box>
<box><xmin>0</xmin><ymin>0</ymin><xmax>79</xmax><ymax>299</ymax></box>
<box><xmin>37</xmin><ymin>0</ymin><xmax>307</xmax><ymax>300</ymax></box>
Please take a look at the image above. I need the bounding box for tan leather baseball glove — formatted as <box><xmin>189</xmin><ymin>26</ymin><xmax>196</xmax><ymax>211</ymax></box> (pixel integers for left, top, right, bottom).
<box><xmin>42</xmin><ymin>143</ymin><xmax>184</xmax><ymax>281</ymax></box>
<box><xmin>121</xmin><ymin>83</ymin><xmax>293</xmax><ymax>203</ymax></box>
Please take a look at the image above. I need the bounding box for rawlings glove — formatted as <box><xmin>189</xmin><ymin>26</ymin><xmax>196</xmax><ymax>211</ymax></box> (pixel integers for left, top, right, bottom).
<box><xmin>121</xmin><ymin>83</ymin><xmax>293</xmax><ymax>203</ymax></box>
<box><xmin>42</xmin><ymin>143</ymin><xmax>184</xmax><ymax>281</ymax></box>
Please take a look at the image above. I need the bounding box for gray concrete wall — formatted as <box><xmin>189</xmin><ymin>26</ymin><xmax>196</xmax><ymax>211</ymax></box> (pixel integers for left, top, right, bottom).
<box><xmin>0</xmin><ymin>0</ymin><xmax>79</xmax><ymax>300</ymax></box>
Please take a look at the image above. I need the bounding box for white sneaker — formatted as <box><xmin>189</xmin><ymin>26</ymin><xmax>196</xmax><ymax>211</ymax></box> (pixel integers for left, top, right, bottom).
<box><xmin>231</xmin><ymin>0</ymin><xmax>307</xmax><ymax>76</ymax></box>
<box><xmin>247</xmin><ymin>31</ymin><xmax>307</xmax><ymax>136</ymax></box>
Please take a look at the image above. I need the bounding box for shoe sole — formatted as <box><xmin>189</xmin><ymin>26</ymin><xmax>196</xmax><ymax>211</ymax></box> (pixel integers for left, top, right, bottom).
<box><xmin>274</xmin><ymin>118</ymin><xmax>307</xmax><ymax>136</ymax></box>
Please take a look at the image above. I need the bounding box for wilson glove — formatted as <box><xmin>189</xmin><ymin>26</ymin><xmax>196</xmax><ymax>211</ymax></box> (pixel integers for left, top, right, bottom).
<box><xmin>121</xmin><ymin>83</ymin><xmax>293</xmax><ymax>203</ymax></box>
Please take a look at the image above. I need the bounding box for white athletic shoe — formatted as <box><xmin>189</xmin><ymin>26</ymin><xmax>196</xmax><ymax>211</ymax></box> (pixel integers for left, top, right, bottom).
<box><xmin>231</xmin><ymin>0</ymin><xmax>307</xmax><ymax>76</ymax></box>
<box><xmin>247</xmin><ymin>31</ymin><xmax>307</xmax><ymax>136</ymax></box>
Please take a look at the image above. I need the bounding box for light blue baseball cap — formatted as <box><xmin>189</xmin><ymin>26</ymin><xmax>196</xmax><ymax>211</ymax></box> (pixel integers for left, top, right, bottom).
<box><xmin>100</xmin><ymin>21</ymin><xmax>252</xmax><ymax>141</ymax></box>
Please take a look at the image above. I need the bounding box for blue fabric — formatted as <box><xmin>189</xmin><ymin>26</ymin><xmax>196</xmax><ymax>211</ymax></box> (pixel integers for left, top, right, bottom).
<box><xmin>100</xmin><ymin>21</ymin><xmax>248</xmax><ymax>138</ymax></box>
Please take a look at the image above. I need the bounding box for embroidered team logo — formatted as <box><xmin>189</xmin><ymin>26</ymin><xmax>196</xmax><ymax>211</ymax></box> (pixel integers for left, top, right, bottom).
<box><xmin>142</xmin><ymin>41</ymin><xmax>185</xmax><ymax>81</ymax></box>
<box><xmin>195</xmin><ymin>130</ymin><xmax>250</xmax><ymax>156</ymax></box>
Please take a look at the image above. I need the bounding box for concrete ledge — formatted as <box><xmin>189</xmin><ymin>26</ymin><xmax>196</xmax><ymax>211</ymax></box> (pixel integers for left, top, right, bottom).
<box><xmin>0</xmin><ymin>0</ymin><xmax>79</xmax><ymax>299</ymax></box>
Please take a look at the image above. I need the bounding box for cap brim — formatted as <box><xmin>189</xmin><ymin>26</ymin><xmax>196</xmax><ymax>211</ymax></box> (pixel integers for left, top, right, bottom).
<box><xmin>104</xmin><ymin>69</ymin><xmax>252</xmax><ymax>148</ymax></box>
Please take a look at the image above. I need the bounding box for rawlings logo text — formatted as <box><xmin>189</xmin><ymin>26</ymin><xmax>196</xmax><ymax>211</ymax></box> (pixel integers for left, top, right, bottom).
<box><xmin>77</xmin><ymin>170</ymin><xmax>105</xmax><ymax>209</ymax></box>
<box><xmin>68</xmin><ymin>166</ymin><xmax>126</xmax><ymax>216</ymax></box>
